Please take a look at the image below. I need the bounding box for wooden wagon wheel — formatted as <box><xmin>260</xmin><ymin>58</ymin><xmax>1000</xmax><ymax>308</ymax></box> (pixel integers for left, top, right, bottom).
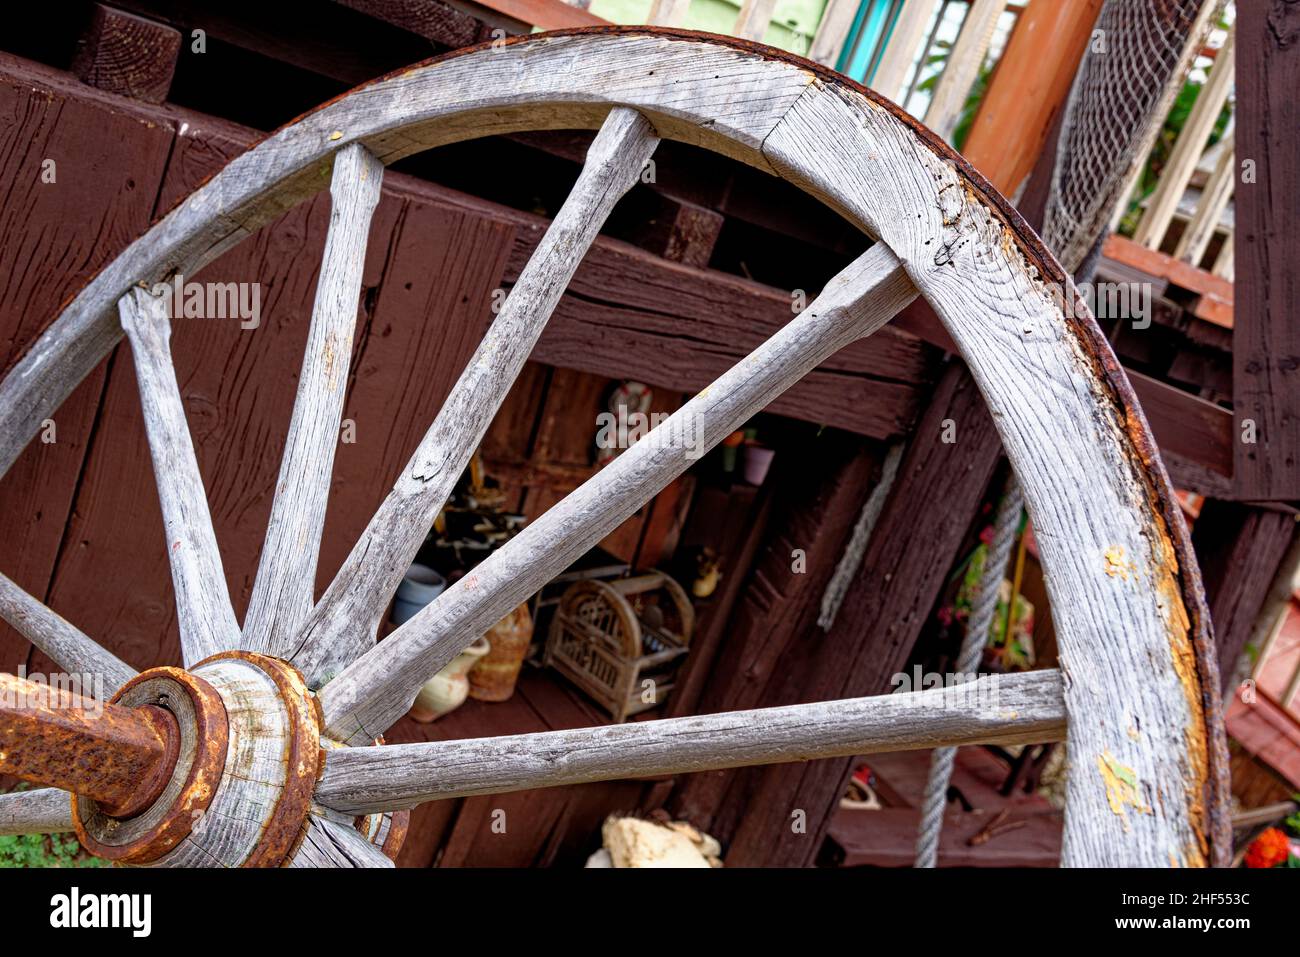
<box><xmin>0</xmin><ymin>28</ymin><xmax>1229</xmax><ymax>867</ymax></box>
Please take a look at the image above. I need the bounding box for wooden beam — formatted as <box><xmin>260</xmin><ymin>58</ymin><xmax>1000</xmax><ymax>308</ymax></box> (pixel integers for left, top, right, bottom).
<box><xmin>70</xmin><ymin>3</ymin><xmax>181</xmax><ymax>104</ymax></box>
<box><xmin>807</xmin><ymin>0</ymin><xmax>859</xmax><ymax>68</ymax></box>
<box><xmin>1133</xmin><ymin>27</ymin><xmax>1235</xmax><ymax>251</ymax></box>
<box><xmin>961</xmin><ymin>0</ymin><xmax>1104</xmax><ymax>197</ymax></box>
<box><xmin>458</xmin><ymin>0</ymin><xmax>607</xmax><ymax>29</ymax></box>
<box><xmin>669</xmin><ymin>433</ymin><xmax>882</xmax><ymax>827</ymax></box>
<box><xmin>924</xmin><ymin>0</ymin><xmax>1008</xmax><ymax>142</ymax></box>
<box><xmin>1102</xmin><ymin>233</ymin><xmax>1233</xmax><ymax>326</ymax></box>
<box><xmin>1193</xmin><ymin>501</ymin><xmax>1298</xmax><ymax>693</ymax></box>
<box><xmin>1234</xmin><ymin>5</ymin><xmax>1300</xmax><ymax>500</ymax></box>
<box><xmin>734</xmin><ymin>0</ymin><xmax>778</xmax><ymax>42</ymax></box>
<box><xmin>717</xmin><ymin>363</ymin><xmax>1004</xmax><ymax>865</ymax></box>
<box><xmin>870</xmin><ymin>0</ymin><xmax>940</xmax><ymax>103</ymax></box>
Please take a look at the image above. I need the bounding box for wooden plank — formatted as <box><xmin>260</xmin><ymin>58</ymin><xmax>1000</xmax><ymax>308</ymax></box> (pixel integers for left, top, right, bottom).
<box><xmin>1103</xmin><ymin>234</ymin><xmax>1234</xmax><ymax>319</ymax></box>
<box><xmin>870</xmin><ymin>0</ymin><xmax>940</xmax><ymax>103</ymax></box>
<box><xmin>316</xmin><ymin>670</ymin><xmax>1067</xmax><ymax>813</ymax></box>
<box><xmin>1234</xmin><ymin>4</ymin><xmax>1300</xmax><ymax>500</ymax></box>
<box><xmin>336</xmin><ymin>0</ymin><xmax>491</xmax><ymax>48</ymax></box>
<box><xmin>807</xmin><ymin>0</ymin><xmax>860</xmax><ymax>68</ymax></box>
<box><xmin>1193</xmin><ymin>501</ymin><xmax>1298</xmax><ymax>693</ymax></box>
<box><xmin>1128</xmin><ymin>369</ymin><xmax>1233</xmax><ymax>489</ymax></box>
<box><xmin>669</xmin><ymin>433</ymin><xmax>880</xmax><ymax>826</ymax></box>
<box><xmin>716</xmin><ymin>363</ymin><xmax>1003</xmax><ymax>865</ymax></box>
<box><xmin>826</xmin><ymin>805</ymin><xmax>1061</xmax><ymax>868</ymax></box>
<box><xmin>960</xmin><ymin>0</ymin><xmax>1104</xmax><ymax>197</ymax></box>
<box><xmin>924</xmin><ymin>0</ymin><xmax>1009</xmax><ymax>142</ymax></box>
<box><xmin>70</xmin><ymin>3</ymin><xmax>181</xmax><ymax>104</ymax></box>
<box><xmin>1133</xmin><ymin>27</ymin><xmax>1235</xmax><ymax>250</ymax></box>
<box><xmin>1174</xmin><ymin>141</ymin><xmax>1234</xmax><ymax>266</ymax></box>
<box><xmin>462</xmin><ymin>0</ymin><xmax>607</xmax><ymax>29</ymax></box>
<box><xmin>734</xmin><ymin>0</ymin><xmax>778</xmax><ymax>41</ymax></box>
<box><xmin>0</xmin><ymin>54</ymin><xmax>174</xmax><ymax>677</ymax></box>
<box><xmin>646</xmin><ymin>0</ymin><xmax>693</xmax><ymax>27</ymax></box>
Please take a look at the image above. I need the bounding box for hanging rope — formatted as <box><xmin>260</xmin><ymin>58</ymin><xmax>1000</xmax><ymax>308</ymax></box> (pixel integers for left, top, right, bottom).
<box><xmin>914</xmin><ymin>473</ymin><xmax>1024</xmax><ymax>867</ymax></box>
<box><xmin>818</xmin><ymin>442</ymin><xmax>906</xmax><ymax>631</ymax></box>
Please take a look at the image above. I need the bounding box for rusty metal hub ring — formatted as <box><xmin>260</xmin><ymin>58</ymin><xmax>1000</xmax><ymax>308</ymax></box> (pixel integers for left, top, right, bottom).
<box><xmin>73</xmin><ymin>667</ymin><xmax>228</xmax><ymax>864</ymax></box>
<box><xmin>194</xmin><ymin>652</ymin><xmax>322</xmax><ymax>868</ymax></box>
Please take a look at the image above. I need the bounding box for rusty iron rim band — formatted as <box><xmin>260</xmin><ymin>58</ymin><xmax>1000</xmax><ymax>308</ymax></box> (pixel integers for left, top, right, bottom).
<box><xmin>73</xmin><ymin>667</ymin><xmax>228</xmax><ymax>864</ymax></box>
<box><xmin>196</xmin><ymin>651</ymin><xmax>321</xmax><ymax>868</ymax></box>
<box><xmin>380</xmin><ymin>810</ymin><xmax>410</xmax><ymax>862</ymax></box>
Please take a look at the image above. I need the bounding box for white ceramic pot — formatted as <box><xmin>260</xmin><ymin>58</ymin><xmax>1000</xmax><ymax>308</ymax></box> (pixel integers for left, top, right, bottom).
<box><xmin>742</xmin><ymin>445</ymin><xmax>775</xmax><ymax>486</ymax></box>
<box><xmin>408</xmin><ymin>637</ymin><xmax>491</xmax><ymax>722</ymax></box>
<box><xmin>391</xmin><ymin>563</ymin><xmax>447</xmax><ymax>625</ymax></box>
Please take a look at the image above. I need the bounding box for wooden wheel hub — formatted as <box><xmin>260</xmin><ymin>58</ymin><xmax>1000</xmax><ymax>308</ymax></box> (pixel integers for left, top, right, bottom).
<box><xmin>72</xmin><ymin>666</ymin><xmax>228</xmax><ymax>864</ymax></box>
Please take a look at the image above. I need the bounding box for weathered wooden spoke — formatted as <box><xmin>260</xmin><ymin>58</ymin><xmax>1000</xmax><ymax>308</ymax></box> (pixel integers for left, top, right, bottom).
<box><xmin>0</xmin><ymin>787</ymin><xmax>74</xmax><ymax>837</ymax></box>
<box><xmin>121</xmin><ymin>287</ymin><xmax>241</xmax><ymax>667</ymax></box>
<box><xmin>0</xmin><ymin>30</ymin><xmax>1228</xmax><ymax>867</ymax></box>
<box><xmin>243</xmin><ymin>143</ymin><xmax>385</xmax><ymax>657</ymax></box>
<box><xmin>317</xmin><ymin>670</ymin><xmax>1066</xmax><ymax>814</ymax></box>
<box><xmin>287</xmin><ymin>108</ymin><xmax>660</xmax><ymax>685</ymax></box>
<box><xmin>317</xmin><ymin>243</ymin><xmax>916</xmax><ymax>744</ymax></box>
<box><xmin>0</xmin><ymin>571</ymin><xmax>135</xmax><ymax>697</ymax></box>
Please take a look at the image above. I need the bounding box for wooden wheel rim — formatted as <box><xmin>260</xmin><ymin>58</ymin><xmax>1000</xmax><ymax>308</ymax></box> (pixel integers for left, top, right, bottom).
<box><xmin>0</xmin><ymin>28</ymin><xmax>1228</xmax><ymax>867</ymax></box>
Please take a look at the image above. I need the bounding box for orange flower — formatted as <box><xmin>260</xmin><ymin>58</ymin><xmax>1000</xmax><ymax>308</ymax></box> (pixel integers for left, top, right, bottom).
<box><xmin>1244</xmin><ymin>827</ymin><xmax>1291</xmax><ymax>869</ymax></box>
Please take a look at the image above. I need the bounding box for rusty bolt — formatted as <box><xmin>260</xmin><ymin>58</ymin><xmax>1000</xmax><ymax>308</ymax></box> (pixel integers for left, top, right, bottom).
<box><xmin>0</xmin><ymin>671</ymin><xmax>178</xmax><ymax>817</ymax></box>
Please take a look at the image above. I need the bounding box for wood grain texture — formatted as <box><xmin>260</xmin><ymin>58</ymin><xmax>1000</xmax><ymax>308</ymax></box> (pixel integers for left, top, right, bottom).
<box><xmin>317</xmin><ymin>670</ymin><xmax>1067</xmax><ymax>814</ymax></box>
<box><xmin>0</xmin><ymin>31</ymin><xmax>1226</xmax><ymax>867</ymax></box>
<box><xmin>318</xmin><ymin>243</ymin><xmax>916</xmax><ymax>745</ymax></box>
<box><xmin>1234</xmin><ymin>4</ymin><xmax>1299</xmax><ymax>499</ymax></box>
<box><xmin>0</xmin><ymin>571</ymin><xmax>135</xmax><ymax>696</ymax></box>
<box><xmin>733</xmin><ymin>0</ymin><xmax>778</xmax><ymax>41</ymax></box>
<box><xmin>1133</xmin><ymin>27</ymin><xmax>1235</xmax><ymax>250</ymax></box>
<box><xmin>289</xmin><ymin>108</ymin><xmax>659</xmax><ymax>687</ymax></box>
<box><xmin>764</xmin><ymin>76</ymin><xmax>1224</xmax><ymax>865</ymax></box>
<box><xmin>120</xmin><ymin>288</ymin><xmax>240</xmax><ymax>667</ymax></box>
<box><xmin>1193</xmin><ymin>501</ymin><xmax>1298</xmax><ymax>693</ymax></box>
<box><xmin>0</xmin><ymin>53</ymin><xmax>173</xmax><ymax>678</ymax></box>
<box><xmin>286</xmin><ymin>814</ymin><xmax>395</xmax><ymax>868</ymax></box>
<box><xmin>715</xmin><ymin>362</ymin><xmax>1001</xmax><ymax>864</ymax></box>
<box><xmin>923</xmin><ymin>0</ymin><xmax>1007</xmax><ymax>141</ymax></box>
<box><xmin>807</xmin><ymin>0</ymin><xmax>859</xmax><ymax>67</ymax></box>
<box><xmin>0</xmin><ymin>787</ymin><xmax>73</xmax><ymax>836</ymax></box>
<box><xmin>244</xmin><ymin>144</ymin><xmax>385</xmax><ymax>658</ymax></box>
<box><xmin>70</xmin><ymin>3</ymin><xmax>181</xmax><ymax>104</ymax></box>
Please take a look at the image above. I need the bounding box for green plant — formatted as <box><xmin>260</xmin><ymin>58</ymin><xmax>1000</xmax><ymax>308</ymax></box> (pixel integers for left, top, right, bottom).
<box><xmin>1116</xmin><ymin>75</ymin><xmax>1234</xmax><ymax>237</ymax></box>
<box><xmin>1284</xmin><ymin>794</ymin><xmax>1300</xmax><ymax>837</ymax></box>
<box><xmin>915</xmin><ymin>40</ymin><xmax>995</xmax><ymax>151</ymax></box>
<box><xmin>0</xmin><ymin>832</ymin><xmax>106</xmax><ymax>868</ymax></box>
<box><xmin>0</xmin><ymin>783</ymin><xmax>106</xmax><ymax>867</ymax></box>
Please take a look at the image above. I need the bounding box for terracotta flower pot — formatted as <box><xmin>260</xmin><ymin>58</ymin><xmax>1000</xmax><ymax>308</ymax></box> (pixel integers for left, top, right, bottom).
<box><xmin>468</xmin><ymin>603</ymin><xmax>534</xmax><ymax>702</ymax></box>
<box><xmin>408</xmin><ymin>637</ymin><xmax>490</xmax><ymax>722</ymax></box>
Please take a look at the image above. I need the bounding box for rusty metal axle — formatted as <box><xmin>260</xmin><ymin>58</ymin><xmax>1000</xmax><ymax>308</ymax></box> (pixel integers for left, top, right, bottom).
<box><xmin>0</xmin><ymin>671</ymin><xmax>178</xmax><ymax>817</ymax></box>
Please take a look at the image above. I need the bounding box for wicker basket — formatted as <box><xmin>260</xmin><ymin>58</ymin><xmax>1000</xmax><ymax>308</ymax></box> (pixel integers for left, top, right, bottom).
<box><xmin>545</xmin><ymin>572</ymin><xmax>694</xmax><ymax>722</ymax></box>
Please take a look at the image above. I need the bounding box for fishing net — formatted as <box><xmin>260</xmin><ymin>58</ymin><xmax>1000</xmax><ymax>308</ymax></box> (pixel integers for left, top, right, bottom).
<box><xmin>1043</xmin><ymin>0</ymin><xmax>1225</xmax><ymax>272</ymax></box>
